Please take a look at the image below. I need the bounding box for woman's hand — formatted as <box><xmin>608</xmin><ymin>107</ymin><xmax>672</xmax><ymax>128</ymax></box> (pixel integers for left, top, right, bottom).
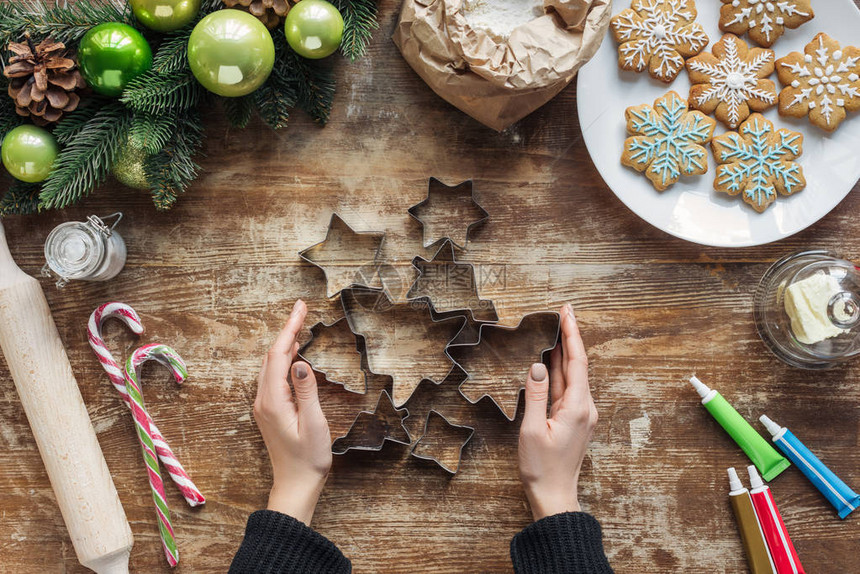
<box><xmin>253</xmin><ymin>299</ymin><xmax>332</xmax><ymax>525</ymax></box>
<box><xmin>518</xmin><ymin>303</ymin><xmax>598</xmax><ymax>521</ymax></box>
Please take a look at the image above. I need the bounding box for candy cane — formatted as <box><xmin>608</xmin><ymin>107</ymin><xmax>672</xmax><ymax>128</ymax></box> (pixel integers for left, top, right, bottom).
<box><xmin>88</xmin><ymin>303</ymin><xmax>205</xmax><ymax>507</ymax></box>
<box><xmin>125</xmin><ymin>344</ymin><xmax>187</xmax><ymax>567</ymax></box>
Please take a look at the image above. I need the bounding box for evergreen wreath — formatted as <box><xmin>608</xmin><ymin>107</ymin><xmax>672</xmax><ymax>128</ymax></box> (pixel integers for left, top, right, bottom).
<box><xmin>0</xmin><ymin>0</ymin><xmax>378</xmax><ymax>216</ymax></box>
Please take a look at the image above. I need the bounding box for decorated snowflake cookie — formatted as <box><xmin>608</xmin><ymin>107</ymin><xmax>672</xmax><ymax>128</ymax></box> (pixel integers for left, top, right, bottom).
<box><xmin>622</xmin><ymin>91</ymin><xmax>716</xmax><ymax>191</ymax></box>
<box><xmin>712</xmin><ymin>113</ymin><xmax>805</xmax><ymax>213</ymax></box>
<box><xmin>611</xmin><ymin>0</ymin><xmax>709</xmax><ymax>83</ymax></box>
<box><xmin>719</xmin><ymin>0</ymin><xmax>813</xmax><ymax>48</ymax></box>
<box><xmin>776</xmin><ymin>33</ymin><xmax>860</xmax><ymax>132</ymax></box>
<box><xmin>687</xmin><ymin>34</ymin><xmax>777</xmax><ymax>129</ymax></box>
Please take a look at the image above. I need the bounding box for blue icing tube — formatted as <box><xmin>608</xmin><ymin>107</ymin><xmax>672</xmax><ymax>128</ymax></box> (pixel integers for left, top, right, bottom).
<box><xmin>760</xmin><ymin>415</ymin><xmax>860</xmax><ymax>519</ymax></box>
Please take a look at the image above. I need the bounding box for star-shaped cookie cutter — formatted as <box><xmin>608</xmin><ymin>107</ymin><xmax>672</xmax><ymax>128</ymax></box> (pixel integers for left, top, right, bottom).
<box><xmin>408</xmin><ymin>178</ymin><xmax>488</xmax><ymax>250</ymax></box>
<box><xmin>299</xmin><ymin>213</ymin><xmax>385</xmax><ymax>298</ymax></box>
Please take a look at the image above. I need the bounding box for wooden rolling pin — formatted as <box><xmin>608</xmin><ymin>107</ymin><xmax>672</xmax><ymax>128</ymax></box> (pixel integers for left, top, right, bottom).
<box><xmin>0</xmin><ymin>221</ymin><xmax>133</xmax><ymax>573</ymax></box>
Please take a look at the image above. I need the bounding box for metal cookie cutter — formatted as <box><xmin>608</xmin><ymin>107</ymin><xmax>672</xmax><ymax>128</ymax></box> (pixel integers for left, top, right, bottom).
<box><xmin>299</xmin><ymin>318</ymin><xmax>368</xmax><ymax>394</ymax></box>
<box><xmin>406</xmin><ymin>239</ymin><xmax>498</xmax><ymax>323</ymax></box>
<box><xmin>341</xmin><ymin>286</ymin><xmax>466</xmax><ymax>408</ymax></box>
<box><xmin>408</xmin><ymin>178</ymin><xmax>488</xmax><ymax>250</ymax></box>
<box><xmin>299</xmin><ymin>213</ymin><xmax>385</xmax><ymax>298</ymax></box>
<box><xmin>410</xmin><ymin>410</ymin><xmax>475</xmax><ymax>474</ymax></box>
<box><xmin>332</xmin><ymin>389</ymin><xmax>411</xmax><ymax>455</ymax></box>
<box><xmin>447</xmin><ymin>312</ymin><xmax>560</xmax><ymax>421</ymax></box>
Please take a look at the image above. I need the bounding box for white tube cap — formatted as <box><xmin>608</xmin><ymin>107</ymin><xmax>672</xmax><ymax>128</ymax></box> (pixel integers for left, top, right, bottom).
<box><xmin>760</xmin><ymin>414</ymin><xmax>782</xmax><ymax>437</ymax></box>
<box><xmin>748</xmin><ymin>465</ymin><xmax>765</xmax><ymax>489</ymax></box>
<box><xmin>689</xmin><ymin>376</ymin><xmax>711</xmax><ymax>399</ymax></box>
<box><xmin>728</xmin><ymin>467</ymin><xmax>743</xmax><ymax>492</ymax></box>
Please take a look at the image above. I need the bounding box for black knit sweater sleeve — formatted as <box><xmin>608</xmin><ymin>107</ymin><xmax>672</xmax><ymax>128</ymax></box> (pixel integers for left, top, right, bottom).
<box><xmin>510</xmin><ymin>512</ymin><xmax>614</xmax><ymax>574</ymax></box>
<box><xmin>229</xmin><ymin>510</ymin><xmax>351</xmax><ymax>574</ymax></box>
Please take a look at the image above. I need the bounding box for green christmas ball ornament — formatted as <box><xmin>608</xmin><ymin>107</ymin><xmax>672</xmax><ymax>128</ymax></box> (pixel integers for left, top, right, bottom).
<box><xmin>1</xmin><ymin>125</ymin><xmax>59</xmax><ymax>183</ymax></box>
<box><xmin>188</xmin><ymin>10</ymin><xmax>275</xmax><ymax>97</ymax></box>
<box><xmin>131</xmin><ymin>0</ymin><xmax>200</xmax><ymax>32</ymax></box>
<box><xmin>78</xmin><ymin>23</ymin><xmax>153</xmax><ymax>97</ymax></box>
<box><xmin>112</xmin><ymin>139</ymin><xmax>150</xmax><ymax>190</ymax></box>
<box><xmin>284</xmin><ymin>0</ymin><xmax>344</xmax><ymax>59</ymax></box>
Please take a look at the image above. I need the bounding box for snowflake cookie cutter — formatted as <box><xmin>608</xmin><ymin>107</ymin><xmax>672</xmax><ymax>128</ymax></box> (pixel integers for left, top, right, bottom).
<box><xmin>299</xmin><ymin>213</ymin><xmax>386</xmax><ymax>298</ymax></box>
<box><xmin>410</xmin><ymin>410</ymin><xmax>475</xmax><ymax>475</ymax></box>
<box><xmin>447</xmin><ymin>312</ymin><xmax>561</xmax><ymax>421</ymax></box>
<box><xmin>406</xmin><ymin>239</ymin><xmax>498</xmax><ymax>323</ymax></box>
<box><xmin>408</xmin><ymin>178</ymin><xmax>489</xmax><ymax>250</ymax></box>
<box><xmin>340</xmin><ymin>286</ymin><xmax>467</xmax><ymax>408</ymax></box>
<box><xmin>331</xmin><ymin>389</ymin><xmax>412</xmax><ymax>455</ymax></box>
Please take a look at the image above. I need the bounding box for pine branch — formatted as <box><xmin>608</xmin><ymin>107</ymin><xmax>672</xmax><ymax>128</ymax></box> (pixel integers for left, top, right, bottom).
<box><xmin>333</xmin><ymin>0</ymin><xmax>378</xmax><ymax>61</ymax></box>
<box><xmin>144</xmin><ymin>108</ymin><xmax>204</xmax><ymax>210</ymax></box>
<box><xmin>253</xmin><ymin>83</ymin><xmax>292</xmax><ymax>129</ymax></box>
<box><xmin>40</xmin><ymin>101</ymin><xmax>132</xmax><ymax>209</ymax></box>
<box><xmin>286</xmin><ymin>48</ymin><xmax>336</xmax><ymax>124</ymax></box>
<box><xmin>121</xmin><ymin>70</ymin><xmax>203</xmax><ymax>114</ymax></box>
<box><xmin>0</xmin><ymin>179</ymin><xmax>41</xmax><ymax>216</ymax></box>
<box><xmin>0</xmin><ymin>75</ymin><xmax>25</xmax><ymax>142</ymax></box>
<box><xmin>52</xmin><ymin>98</ymin><xmax>108</xmax><ymax>144</ymax></box>
<box><xmin>0</xmin><ymin>0</ymin><xmax>134</xmax><ymax>46</ymax></box>
<box><xmin>223</xmin><ymin>96</ymin><xmax>255</xmax><ymax>129</ymax></box>
<box><xmin>151</xmin><ymin>29</ymin><xmax>193</xmax><ymax>75</ymax></box>
<box><xmin>130</xmin><ymin>111</ymin><xmax>176</xmax><ymax>154</ymax></box>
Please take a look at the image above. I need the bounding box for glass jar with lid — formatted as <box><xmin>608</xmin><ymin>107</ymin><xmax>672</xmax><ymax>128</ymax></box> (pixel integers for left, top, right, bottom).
<box><xmin>42</xmin><ymin>213</ymin><xmax>127</xmax><ymax>288</ymax></box>
<box><xmin>754</xmin><ymin>250</ymin><xmax>860</xmax><ymax>369</ymax></box>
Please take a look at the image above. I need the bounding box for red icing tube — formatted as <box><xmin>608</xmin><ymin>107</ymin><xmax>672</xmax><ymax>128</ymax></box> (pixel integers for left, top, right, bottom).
<box><xmin>747</xmin><ymin>466</ymin><xmax>805</xmax><ymax>574</ymax></box>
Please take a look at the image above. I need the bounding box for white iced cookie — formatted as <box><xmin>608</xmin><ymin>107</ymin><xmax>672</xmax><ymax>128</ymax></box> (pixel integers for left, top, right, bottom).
<box><xmin>462</xmin><ymin>0</ymin><xmax>545</xmax><ymax>41</ymax></box>
<box><xmin>784</xmin><ymin>272</ymin><xmax>848</xmax><ymax>345</ymax></box>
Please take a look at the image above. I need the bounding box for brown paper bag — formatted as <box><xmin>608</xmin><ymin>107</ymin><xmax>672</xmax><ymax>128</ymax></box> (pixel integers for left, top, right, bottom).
<box><xmin>393</xmin><ymin>0</ymin><xmax>612</xmax><ymax>131</ymax></box>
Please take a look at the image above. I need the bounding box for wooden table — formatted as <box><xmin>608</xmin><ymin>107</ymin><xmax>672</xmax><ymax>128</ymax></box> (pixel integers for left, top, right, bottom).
<box><xmin>2</xmin><ymin>3</ymin><xmax>859</xmax><ymax>572</ymax></box>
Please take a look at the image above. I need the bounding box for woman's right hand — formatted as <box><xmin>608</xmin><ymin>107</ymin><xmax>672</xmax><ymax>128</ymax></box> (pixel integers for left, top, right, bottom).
<box><xmin>517</xmin><ymin>303</ymin><xmax>599</xmax><ymax>521</ymax></box>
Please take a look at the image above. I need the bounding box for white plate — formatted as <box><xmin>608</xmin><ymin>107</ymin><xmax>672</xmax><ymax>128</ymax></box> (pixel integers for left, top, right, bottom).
<box><xmin>576</xmin><ymin>0</ymin><xmax>860</xmax><ymax>247</ymax></box>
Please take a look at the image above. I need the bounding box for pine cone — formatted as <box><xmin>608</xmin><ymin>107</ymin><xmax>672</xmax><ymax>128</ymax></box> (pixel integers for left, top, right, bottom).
<box><xmin>3</xmin><ymin>36</ymin><xmax>86</xmax><ymax>126</ymax></box>
<box><xmin>224</xmin><ymin>0</ymin><xmax>290</xmax><ymax>29</ymax></box>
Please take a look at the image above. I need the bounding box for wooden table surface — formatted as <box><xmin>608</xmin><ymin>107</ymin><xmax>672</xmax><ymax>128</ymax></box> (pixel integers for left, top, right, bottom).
<box><xmin>2</xmin><ymin>2</ymin><xmax>859</xmax><ymax>572</ymax></box>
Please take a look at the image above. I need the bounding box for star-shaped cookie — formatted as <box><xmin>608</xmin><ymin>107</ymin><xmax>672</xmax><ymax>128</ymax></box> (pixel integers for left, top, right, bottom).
<box><xmin>299</xmin><ymin>214</ymin><xmax>385</xmax><ymax>298</ymax></box>
<box><xmin>711</xmin><ymin>113</ymin><xmax>805</xmax><ymax>212</ymax></box>
<box><xmin>610</xmin><ymin>0</ymin><xmax>709</xmax><ymax>83</ymax></box>
<box><xmin>622</xmin><ymin>91</ymin><xmax>717</xmax><ymax>191</ymax></box>
<box><xmin>776</xmin><ymin>32</ymin><xmax>860</xmax><ymax>132</ymax></box>
<box><xmin>687</xmin><ymin>33</ymin><xmax>777</xmax><ymax>129</ymax></box>
<box><xmin>719</xmin><ymin>0</ymin><xmax>813</xmax><ymax>48</ymax></box>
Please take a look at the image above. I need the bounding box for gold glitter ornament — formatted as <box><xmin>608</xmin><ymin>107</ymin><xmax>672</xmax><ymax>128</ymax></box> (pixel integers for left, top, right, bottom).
<box><xmin>112</xmin><ymin>139</ymin><xmax>150</xmax><ymax>190</ymax></box>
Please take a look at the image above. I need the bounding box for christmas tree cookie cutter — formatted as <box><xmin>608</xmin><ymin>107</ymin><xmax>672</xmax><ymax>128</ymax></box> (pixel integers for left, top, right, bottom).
<box><xmin>340</xmin><ymin>286</ymin><xmax>467</xmax><ymax>408</ymax></box>
<box><xmin>299</xmin><ymin>213</ymin><xmax>386</xmax><ymax>298</ymax></box>
<box><xmin>299</xmin><ymin>318</ymin><xmax>367</xmax><ymax>394</ymax></box>
<box><xmin>447</xmin><ymin>312</ymin><xmax>560</xmax><ymax>421</ymax></box>
<box><xmin>410</xmin><ymin>410</ymin><xmax>475</xmax><ymax>474</ymax></box>
<box><xmin>331</xmin><ymin>389</ymin><xmax>412</xmax><ymax>455</ymax></box>
<box><xmin>406</xmin><ymin>239</ymin><xmax>498</xmax><ymax>323</ymax></box>
<box><xmin>408</xmin><ymin>178</ymin><xmax>488</xmax><ymax>250</ymax></box>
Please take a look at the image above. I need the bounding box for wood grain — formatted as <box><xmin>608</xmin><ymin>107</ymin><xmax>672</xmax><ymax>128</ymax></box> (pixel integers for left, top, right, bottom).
<box><xmin>1</xmin><ymin>1</ymin><xmax>860</xmax><ymax>572</ymax></box>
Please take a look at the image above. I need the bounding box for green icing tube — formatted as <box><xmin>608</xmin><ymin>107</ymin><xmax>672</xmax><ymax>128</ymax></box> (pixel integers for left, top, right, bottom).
<box><xmin>690</xmin><ymin>377</ymin><xmax>790</xmax><ymax>482</ymax></box>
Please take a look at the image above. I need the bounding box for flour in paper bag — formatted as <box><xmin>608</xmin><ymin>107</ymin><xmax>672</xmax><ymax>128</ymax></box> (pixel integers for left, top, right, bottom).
<box><xmin>462</xmin><ymin>0</ymin><xmax>545</xmax><ymax>40</ymax></box>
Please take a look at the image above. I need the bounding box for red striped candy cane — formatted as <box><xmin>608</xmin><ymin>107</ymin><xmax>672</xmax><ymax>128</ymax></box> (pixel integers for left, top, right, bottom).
<box><xmin>88</xmin><ymin>303</ymin><xmax>205</xmax><ymax>507</ymax></box>
<box><xmin>126</xmin><ymin>344</ymin><xmax>189</xmax><ymax>567</ymax></box>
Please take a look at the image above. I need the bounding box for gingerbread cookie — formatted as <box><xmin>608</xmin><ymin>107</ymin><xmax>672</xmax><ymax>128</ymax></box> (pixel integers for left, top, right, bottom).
<box><xmin>611</xmin><ymin>0</ymin><xmax>709</xmax><ymax>83</ymax></box>
<box><xmin>776</xmin><ymin>33</ymin><xmax>860</xmax><ymax>132</ymax></box>
<box><xmin>711</xmin><ymin>113</ymin><xmax>805</xmax><ymax>213</ymax></box>
<box><xmin>687</xmin><ymin>34</ymin><xmax>777</xmax><ymax>129</ymax></box>
<box><xmin>622</xmin><ymin>91</ymin><xmax>716</xmax><ymax>191</ymax></box>
<box><xmin>719</xmin><ymin>0</ymin><xmax>813</xmax><ymax>48</ymax></box>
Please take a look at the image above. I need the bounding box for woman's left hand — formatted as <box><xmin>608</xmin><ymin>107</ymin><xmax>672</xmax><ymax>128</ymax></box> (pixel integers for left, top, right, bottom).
<box><xmin>253</xmin><ymin>299</ymin><xmax>332</xmax><ymax>525</ymax></box>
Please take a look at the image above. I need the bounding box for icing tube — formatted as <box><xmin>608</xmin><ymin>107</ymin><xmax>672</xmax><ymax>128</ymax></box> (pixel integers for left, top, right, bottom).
<box><xmin>690</xmin><ymin>377</ymin><xmax>790</xmax><ymax>481</ymax></box>
<box><xmin>727</xmin><ymin>467</ymin><xmax>777</xmax><ymax>574</ymax></box>
<box><xmin>747</xmin><ymin>466</ymin><xmax>805</xmax><ymax>574</ymax></box>
<box><xmin>760</xmin><ymin>415</ymin><xmax>860</xmax><ymax>519</ymax></box>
